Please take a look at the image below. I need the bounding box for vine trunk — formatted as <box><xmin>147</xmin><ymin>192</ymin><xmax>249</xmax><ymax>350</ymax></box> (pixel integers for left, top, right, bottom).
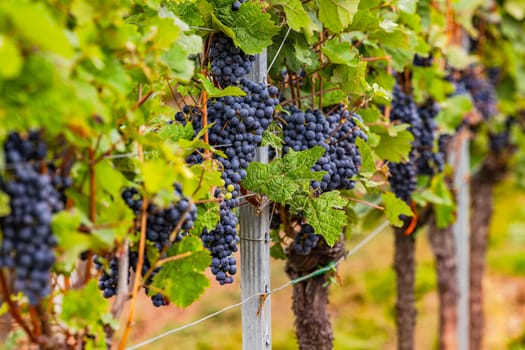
<box><xmin>428</xmin><ymin>219</ymin><xmax>458</xmax><ymax>350</ymax></box>
<box><xmin>469</xmin><ymin>152</ymin><xmax>508</xmax><ymax>350</ymax></box>
<box><xmin>393</xmin><ymin>228</ymin><xmax>416</xmax><ymax>350</ymax></box>
<box><xmin>285</xmin><ymin>235</ymin><xmax>345</xmax><ymax>350</ymax></box>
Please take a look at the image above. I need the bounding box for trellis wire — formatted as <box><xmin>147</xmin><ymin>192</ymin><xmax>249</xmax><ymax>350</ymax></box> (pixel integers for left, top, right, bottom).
<box><xmin>125</xmin><ymin>220</ymin><xmax>390</xmax><ymax>350</ymax></box>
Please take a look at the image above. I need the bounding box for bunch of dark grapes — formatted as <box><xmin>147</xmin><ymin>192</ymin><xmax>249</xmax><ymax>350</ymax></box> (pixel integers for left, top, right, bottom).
<box><xmin>231</xmin><ymin>0</ymin><xmax>248</xmax><ymax>11</ymax></box>
<box><xmin>459</xmin><ymin>68</ymin><xmax>498</xmax><ymax>121</ymax></box>
<box><xmin>416</xmin><ymin>100</ymin><xmax>445</xmax><ymax>175</ymax></box>
<box><xmin>489</xmin><ymin>117</ymin><xmax>514</xmax><ymax>153</ymax></box>
<box><xmin>388</xmin><ymin>85</ymin><xmax>423</xmax><ymax>203</ymax></box>
<box><xmin>95</xmin><ymin>257</ymin><xmax>120</xmax><ymax>299</ymax></box>
<box><xmin>201</xmin><ymin>204</ymin><xmax>238</xmax><ymax>285</ymax></box>
<box><xmin>279</xmin><ymin>105</ymin><xmax>366</xmax><ymax>192</ymax></box>
<box><xmin>413</xmin><ymin>54</ymin><xmax>433</xmax><ymax>67</ymax></box>
<box><xmin>208</xmin><ymin>33</ymin><xmax>255</xmax><ymax>87</ymax></box>
<box><xmin>0</xmin><ymin>131</ymin><xmax>66</xmax><ymax>305</ymax></box>
<box><xmin>293</xmin><ymin>223</ymin><xmax>320</xmax><ymax>255</ymax></box>
<box><xmin>96</xmin><ymin>184</ymin><xmax>196</xmax><ymax>307</ymax></box>
<box><xmin>274</xmin><ymin>104</ymin><xmax>366</xmax><ymax>253</ymax></box>
<box><xmin>185</xmin><ymin>80</ymin><xmax>278</xmax><ymax>284</ymax></box>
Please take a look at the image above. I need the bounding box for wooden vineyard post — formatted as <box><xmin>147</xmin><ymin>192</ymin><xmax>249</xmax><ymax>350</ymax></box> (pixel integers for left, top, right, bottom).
<box><xmin>239</xmin><ymin>51</ymin><xmax>272</xmax><ymax>350</ymax></box>
<box><xmin>451</xmin><ymin>131</ymin><xmax>470</xmax><ymax>350</ymax></box>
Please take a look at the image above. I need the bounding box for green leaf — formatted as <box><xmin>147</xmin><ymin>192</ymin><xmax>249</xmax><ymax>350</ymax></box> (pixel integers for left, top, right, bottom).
<box><xmin>95</xmin><ymin>159</ymin><xmax>127</xmax><ymax>198</ymax></box>
<box><xmin>0</xmin><ymin>0</ymin><xmax>74</xmax><ymax>57</ymax></box>
<box><xmin>0</xmin><ymin>35</ymin><xmax>23</xmax><ymax>78</ymax></box>
<box><xmin>52</xmin><ymin>210</ymin><xmax>93</xmax><ymax>266</ymax></box>
<box><xmin>301</xmin><ymin>191</ymin><xmax>348</xmax><ymax>246</ymax></box>
<box><xmin>332</xmin><ymin>60</ymin><xmax>369</xmax><ymax>95</ymax></box>
<box><xmin>199</xmin><ymin>75</ymin><xmax>246</xmax><ymax>97</ymax></box>
<box><xmin>356</xmin><ymin>138</ymin><xmax>376</xmax><ymax>176</ymax></box>
<box><xmin>192</xmin><ymin>201</ymin><xmax>220</xmax><ymax>235</ymax></box>
<box><xmin>505</xmin><ymin>0</ymin><xmax>525</xmax><ymax>20</ymax></box>
<box><xmin>151</xmin><ymin>236</ymin><xmax>211</xmax><ymax>307</ymax></box>
<box><xmin>430</xmin><ymin>175</ymin><xmax>456</xmax><ymax>228</ymax></box>
<box><xmin>243</xmin><ymin>147</ymin><xmax>326</xmax><ymax>203</ymax></box>
<box><xmin>209</xmin><ymin>0</ymin><xmax>279</xmax><ymax>54</ymax></box>
<box><xmin>141</xmin><ymin>159</ymin><xmax>178</xmax><ymax>195</ymax></box>
<box><xmin>435</xmin><ymin>95</ymin><xmax>474</xmax><ymax>133</ymax></box>
<box><xmin>60</xmin><ymin>280</ymin><xmax>113</xmax><ymax>332</ymax></box>
<box><xmin>188</xmin><ymin>160</ymin><xmax>224</xmax><ymax>200</ymax></box>
<box><xmin>162</xmin><ymin>44</ymin><xmax>196</xmax><ymax>82</ymax></box>
<box><xmin>318</xmin><ymin>0</ymin><xmax>360</xmax><ymax>32</ymax></box>
<box><xmin>446</xmin><ymin>45</ymin><xmax>474</xmax><ymax>70</ymax></box>
<box><xmin>272</xmin><ymin>0</ymin><xmax>312</xmax><ymax>32</ymax></box>
<box><xmin>321</xmin><ymin>39</ymin><xmax>359</xmax><ymax>65</ymax></box>
<box><xmin>382</xmin><ymin>192</ymin><xmax>413</xmax><ymax>227</ymax></box>
<box><xmin>372</xmin><ymin>126</ymin><xmax>414</xmax><ymax>162</ymax></box>
<box><xmin>158</xmin><ymin>123</ymin><xmax>195</xmax><ymax>141</ymax></box>
<box><xmin>0</xmin><ymin>191</ymin><xmax>10</xmax><ymax>217</ymax></box>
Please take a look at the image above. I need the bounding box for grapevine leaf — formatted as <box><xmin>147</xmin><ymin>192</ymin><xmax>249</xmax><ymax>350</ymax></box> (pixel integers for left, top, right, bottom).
<box><xmin>0</xmin><ymin>191</ymin><xmax>10</xmax><ymax>217</ymax></box>
<box><xmin>209</xmin><ymin>0</ymin><xmax>279</xmax><ymax>54</ymax></box>
<box><xmin>430</xmin><ymin>174</ymin><xmax>456</xmax><ymax>228</ymax></box>
<box><xmin>60</xmin><ymin>280</ymin><xmax>113</xmax><ymax>332</ymax></box>
<box><xmin>52</xmin><ymin>210</ymin><xmax>93</xmax><ymax>265</ymax></box>
<box><xmin>301</xmin><ymin>191</ymin><xmax>348</xmax><ymax>247</ymax></box>
<box><xmin>398</xmin><ymin>0</ymin><xmax>418</xmax><ymax>13</ymax></box>
<box><xmin>355</xmin><ymin>138</ymin><xmax>376</xmax><ymax>176</ymax></box>
<box><xmin>0</xmin><ymin>0</ymin><xmax>74</xmax><ymax>58</ymax></box>
<box><xmin>95</xmin><ymin>159</ymin><xmax>127</xmax><ymax>199</ymax></box>
<box><xmin>157</xmin><ymin>271</ymin><xmax>209</xmax><ymax>307</ymax></box>
<box><xmin>261</xmin><ymin>130</ymin><xmax>283</xmax><ymax>151</ymax></box>
<box><xmin>188</xmin><ymin>160</ymin><xmax>224</xmax><ymax>200</ymax></box>
<box><xmin>321</xmin><ymin>39</ymin><xmax>359</xmax><ymax>65</ymax></box>
<box><xmin>199</xmin><ymin>75</ymin><xmax>246</xmax><ymax>97</ymax></box>
<box><xmin>332</xmin><ymin>61</ymin><xmax>369</xmax><ymax>95</ymax></box>
<box><xmin>192</xmin><ymin>201</ymin><xmax>220</xmax><ymax>235</ymax></box>
<box><xmin>372</xmin><ymin>126</ymin><xmax>414</xmax><ymax>162</ymax></box>
<box><xmin>272</xmin><ymin>0</ymin><xmax>312</xmax><ymax>32</ymax></box>
<box><xmin>0</xmin><ymin>35</ymin><xmax>23</xmax><ymax>78</ymax></box>
<box><xmin>158</xmin><ymin>123</ymin><xmax>195</xmax><ymax>141</ymax></box>
<box><xmin>318</xmin><ymin>0</ymin><xmax>360</xmax><ymax>33</ymax></box>
<box><xmin>243</xmin><ymin>147</ymin><xmax>326</xmax><ymax>203</ymax></box>
<box><xmin>151</xmin><ymin>236</ymin><xmax>211</xmax><ymax>307</ymax></box>
<box><xmin>435</xmin><ymin>94</ymin><xmax>474</xmax><ymax>133</ymax></box>
<box><xmin>162</xmin><ymin>43</ymin><xmax>196</xmax><ymax>82</ymax></box>
<box><xmin>382</xmin><ymin>192</ymin><xmax>413</xmax><ymax>227</ymax></box>
<box><xmin>446</xmin><ymin>45</ymin><xmax>473</xmax><ymax>70</ymax></box>
<box><xmin>141</xmin><ymin>159</ymin><xmax>179</xmax><ymax>195</ymax></box>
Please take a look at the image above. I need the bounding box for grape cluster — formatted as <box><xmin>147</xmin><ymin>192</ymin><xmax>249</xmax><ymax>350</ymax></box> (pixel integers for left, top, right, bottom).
<box><xmin>182</xmin><ymin>79</ymin><xmax>278</xmax><ymax>284</ymax></box>
<box><xmin>0</xmin><ymin>131</ymin><xmax>65</xmax><ymax>305</ymax></box>
<box><xmin>388</xmin><ymin>85</ymin><xmax>423</xmax><ymax>203</ymax></box>
<box><xmin>97</xmin><ymin>184</ymin><xmax>196</xmax><ymax>307</ymax></box>
<box><xmin>208</xmin><ymin>33</ymin><xmax>255</xmax><ymax>87</ymax></box>
<box><xmin>95</xmin><ymin>257</ymin><xmax>120</xmax><ymax>298</ymax></box>
<box><xmin>416</xmin><ymin>100</ymin><xmax>445</xmax><ymax>175</ymax></box>
<box><xmin>231</xmin><ymin>0</ymin><xmax>248</xmax><ymax>11</ymax></box>
<box><xmin>460</xmin><ymin>69</ymin><xmax>498</xmax><ymax>120</ymax></box>
<box><xmin>293</xmin><ymin>223</ymin><xmax>320</xmax><ymax>255</ymax></box>
<box><xmin>201</xmin><ymin>205</ymin><xmax>238</xmax><ymax>285</ymax></box>
<box><xmin>489</xmin><ymin>117</ymin><xmax>514</xmax><ymax>153</ymax></box>
<box><xmin>279</xmin><ymin>105</ymin><xmax>366</xmax><ymax>192</ymax></box>
<box><xmin>413</xmin><ymin>54</ymin><xmax>433</xmax><ymax>67</ymax></box>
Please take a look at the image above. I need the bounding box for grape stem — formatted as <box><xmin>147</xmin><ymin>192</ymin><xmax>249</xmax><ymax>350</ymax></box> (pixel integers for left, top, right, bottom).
<box><xmin>0</xmin><ymin>271</ymin><xmax>40</xmax><ymax>344</ymax></box>
<box><xmin>343</xmin><ymin>196</ymin><xmax>384</xmax><ymax>210</ymax></box>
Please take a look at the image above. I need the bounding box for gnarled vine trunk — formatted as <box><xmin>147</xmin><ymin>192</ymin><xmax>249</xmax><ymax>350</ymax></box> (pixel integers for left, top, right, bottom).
<box><xmin>393</xmin><ymin>228</ymin><xmax>417</xmax><ymax>350</ymax></box>
<box><xmin>428</xmin><ymin>219</ymin><xmax>458</xmax><ymax>350</ymax></box>
<box><xmin>285</xmin><ymin>235</ymin><xmax>345</xmax><ymax>350</ymax></box>
<box><xmin>469</xmin><ymin>153</ymin><xmax>508</xmax><ymax>350</ymax></box>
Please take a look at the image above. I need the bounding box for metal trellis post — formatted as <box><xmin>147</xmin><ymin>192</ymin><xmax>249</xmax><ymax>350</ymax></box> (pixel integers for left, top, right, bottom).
<box><xmin>450</xmin><ymin>131</ymin><xmax>470</xmax><ymax>350</ymax></box>
<box><xmin>239</xmin><ymin>50</ymin><xmax>272</xmax><ymax>350</ymax></box>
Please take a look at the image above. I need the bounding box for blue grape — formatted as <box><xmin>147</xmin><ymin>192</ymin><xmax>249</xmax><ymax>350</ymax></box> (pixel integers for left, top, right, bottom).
<box><xmin>0</xmin><ymin>131</ymin><xmax>65</xmax><ymax>305</ymax></box>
